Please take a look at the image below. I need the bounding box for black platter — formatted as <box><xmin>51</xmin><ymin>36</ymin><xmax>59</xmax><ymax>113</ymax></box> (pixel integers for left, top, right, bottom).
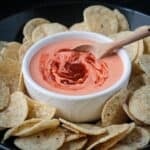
<box><xmin>0</xmin><ymin>1</ymin><xmax>150</xmax><ymax>150</ymax></box>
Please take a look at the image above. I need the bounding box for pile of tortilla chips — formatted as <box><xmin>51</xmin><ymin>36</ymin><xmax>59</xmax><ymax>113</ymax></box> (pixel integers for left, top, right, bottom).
<box><xmin>0</xmin><ymin>5</ymin><xmax>150</xmax><ymax>150</ymax></box>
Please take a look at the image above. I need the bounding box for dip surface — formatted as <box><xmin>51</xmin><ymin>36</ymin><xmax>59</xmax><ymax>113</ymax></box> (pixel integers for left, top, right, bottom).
<box><xmin>30</xmin><ymin>39</ymin><xmax>123</xmax><ymax>95</ymax></box>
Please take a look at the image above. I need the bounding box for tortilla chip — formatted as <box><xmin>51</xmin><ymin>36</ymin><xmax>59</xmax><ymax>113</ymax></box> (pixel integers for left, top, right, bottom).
<box><xmin>27</xmin><ymin>97</ymin><xmax>56</xmax><ymax>119</ymax></box>
<box><xmin>14</xmin><ymin>127</ymin><xmax>65</xmax><ymax>150</ymax></box>
<box><xmin>83</xmin><ymin>5</ymin><xmax>118</xmax><ymax>35</ymax></box>
<box><xmin>70</xmin><ymin>22</ymin><xmax>90</xmax><ymax>31</ymax></box>
<box><xmin>139</xmin><ymin>54</ymin><xmax>150</xmax><ymax>75</ymax></box>
<box><xmin>62</xmin><ymin>127</ymin><xmax>86</xmax><ymax>143</ymax></box>
<box><xmin>101</xmin><ymin>89</ymin><xmax>129</xmax><ymax>126</ymax></box>
<box><xmin>59</xmin><ymin>118</ymin><xmax>106</xmax><ymax>135</ymax></box>
<box><xmin>23</xmin><ymin>18</ymin><xmax>50</xmax><ymax>41</ymax></box>
<box><xmin>60</xmin><ymin>138</ymin><xmax>87</xmax><ymax>150</ymax></box>
<box><xmin>129</xmin><ymin>85</ymin><xmax>150</xmax><ymax>125</ymax></box>
<box><xmin>32</xmin><ymin>23</ymin><xmax>68</xmax><ymax>42</ymax></box>
<box><xmin>0</xmin><ymin>80</ymin><xmax>10</xmax><ymax>111</ymax></box>
<box><xmin>86</xmin><ymin>124</ymin><xmax>130</xmax><ymax>150</ymax></box>
<box><xmin>17</xmin><ymin>71</ymin><xmax>26</xmax><ymax>93</ymax></box>
<box><xmin>0</xmin><ymin>42</ymin><xmax>21</xmax><ymax>60</ymax></box>
<box><xmin>113</xmin><ymin>9</ymin><xmax>129</xmax><ymax>31</ymax></box>
<box><xmin>0</xmin><ymin>91</ymin><xmax>28</xmax><ymax>128</ymax></box>
<box><xmin>142</xmin><ymin>73</ymin><xmax>150</xmax><ymax>85</ymax></box>
<box><xmin>0</xmin><ymin>41</ymin><xmax>8</xmax><ymax>51</ymax></box>
<box><xmin>127</xmin><ymin>74</ymin><xmax>145</xmax><ymax>92</ymax></box>
<box><xmin>119</xmin><ymin>127</ymin><xmax>150</xmax><ymax>149</ymax></box>
<box><xmin>3</xmin><ymin>118</ymin><xmax>59</xmax><ymax>141</ymax></box>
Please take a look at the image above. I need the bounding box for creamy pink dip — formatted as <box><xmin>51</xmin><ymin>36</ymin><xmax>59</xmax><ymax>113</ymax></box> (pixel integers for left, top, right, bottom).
<box><xmin>30</xmin><ymin>39</ymin><xmax>123</xmax><ymax>95</ymax></box>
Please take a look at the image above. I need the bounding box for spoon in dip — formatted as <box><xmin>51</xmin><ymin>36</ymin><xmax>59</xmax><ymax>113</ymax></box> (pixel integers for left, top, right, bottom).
<box><xmin>73</xmin><ymin>26</ymin><xmax>150</xmax><ymax>58</ymax></box>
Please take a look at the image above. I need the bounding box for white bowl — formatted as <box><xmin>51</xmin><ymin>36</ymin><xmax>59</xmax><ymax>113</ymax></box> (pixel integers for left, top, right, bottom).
<box><xmin>22</xmin><ymin>31</ymin><xmax>131</xmax><ymax>122</ymax></box>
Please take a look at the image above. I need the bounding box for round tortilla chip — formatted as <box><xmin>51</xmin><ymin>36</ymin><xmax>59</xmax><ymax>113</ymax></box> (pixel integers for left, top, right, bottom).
<box><xmin>113</xmin><ymin>9</ymin><xmax>129</xmax><ymax>31</ymax></box>
<box><xmin>119</xmin><ymin>127</ymin><xmax>150</xmax><ymax>149</ymax></box>
<box><xmin>139</xmin><ymin>54</ymin><xmax>150</xmax><ymax>75</ymax></box>
<box><xmin>101</xmin><ymin>88</ymin><xmax>129</xmax><ymax>126</ymax></box>
<box><xmin>129</xmin><ymin>85</ymin><xmax>150</xmax><ymax>125</ymax></box>
<box><xmin>122</xmin><ymin>94</ymin><xmax>145</xmax><ymax>125</ymax></box>
<box><xmin>14</xmin><ymin>127</ymin><xmax>65</xmax><ymax>150</ymax></box>
<box><xmin>110</xmin><ymin>31</ymin><xmax>139</xmax><ymax>62</ymax></box>
<box><xmin>70</xmin><ymin>22</ymin><xmax>90</xmax><ymax>31</ymax></box>
<box><xmin>59</xmin><ymin>118</ymin><xmax>106</xmax><ymax>135</ymax></box>
<box><xmin>23</xmin><ymin>18</ymin><xmax>50</xmax><ymax>41</ymax></box>
<box><xmin>83</xmin><ymin>5</ymin><xmax>118</xmax><ymax>35</ymax></box>
<box><xmin>0</xmin><ymin>80</ymin><xmax>10</xmax><ymax>111</ymax></box>
<box><xmin>86</xmin><ymin>124</ymin><xmax>130</xmax><ymax>150</ymax></box>
<box><xmin>27</xmin><ymin>97</ymin><xmax>56</xmax><ymax>119</ymax></box>
<box><xmin>0</xmin><ymin>91</ymin><xmax>28</xmax><ymax>128</ymax></box>
<box><xmin>32</xmin><ymin>23</ymin><xmax>68</xmax><ymax>42</ymax></box>
<box><xmin>0</xmin><ymin>42</ymin><xmax>21</xmax><ymax>60</ymax></box>
<box><xmin>19</xmin><ymin>40</ymin><xmax>33</xmax><ymax>64</ymax></box>
<box><xmin>60</xmin><ymin>138</ymin><xmax>87</xmax><ymax>150</ymax></box>
<box><xmin>3</xmin><ymin>118</ymin><xmax>59</xmax><ymax>141</ymax></box>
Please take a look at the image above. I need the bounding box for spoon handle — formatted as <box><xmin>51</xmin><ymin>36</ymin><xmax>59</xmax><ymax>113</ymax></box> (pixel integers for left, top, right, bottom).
<box><xmin>107</xmin><ymin>26</ymin><xmax>150</xmax><ymax>52</ymax></box>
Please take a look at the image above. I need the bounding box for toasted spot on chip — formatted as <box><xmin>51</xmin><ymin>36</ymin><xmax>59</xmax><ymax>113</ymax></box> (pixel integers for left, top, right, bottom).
<box><xmin>59</xmin><ymin>118</ymin><xmax>106</xmax><ymax>135</ymax></box>
<box><xmin>139</xmin><ymin>54</ymin><xmax>150</xmax><ymax>75</ymax></box>
<box><xmin>86</xmin><ymin>124</ymin><xmax>130</xmax><ymax>150</ymax></box>
<box><xmin>0</xmin><ymin>91</ymin><xmax>28</xmax><ymax>128</ymax></box>
<box><xmin>23</xmin><ymin>18</ymin><xmax>50</xmax><ymax>41</ymax></box>
<box><xmin>32</xmin><ymin>23</ymin><xmax>68</xmax><ymax>42</ymax></box>
<box><xmin>119</xmin><ymin>127</ymin><xmax>150</xmax><ymax>149</ymax></box>
<box><xmin>60</xmin><ymin>138</ymin><xmax>87</xmax><ymax>150</ymax></box>
<box><xmin>129</xmin><ymin>85</ymin><xmax>150</xmax><ymax>125</ymax></box>
<box><xmin>70</xmin><ymin>22</ymin><xmax>90</xmax><ymax>31</ymax></box>
<box><xmin>0</xmin><ymin>81</ymin><xmax>10</xmax><ymax>111</ymax></box>
<box><xmin>19</xmin><ymin>40</ymin><xmax>33</xmax><ymax>64</ymax></box>
<box><xmin>3</xmin><ymin>118</ymin><xmax>59</xmax><ymax>141</ymax></box>
<box><xmin>83</xmin><ymin>5</ymin><xmax>118</xmax><ymax>35</ymax></box>
<box><xmin>27</xmin><ymin>97</ymin><xmax>56</xmax><ymax>119</ymax></box>
<box><xmin>101</xmin><ymin>89</ymin><xmax>129</xmax><ymax>126</ymax></box>
<box><xmin>113</xmin><ymin>9</ymin><xmax>129</xmax><ymax>31</ymax></box>
<box><xmin>0</xmin><ymin>42</ymin><xmax>21</xmax><ymax>61</ymax></box>
<box><xmin>14</xmin><ymin>127</ymin><xmax>65</xmax><ymax>150</ymax></box>
<box><xmin>110</xmin><ymin>31</ymin><xmax>139</xmax><ymax>62</ymax></box>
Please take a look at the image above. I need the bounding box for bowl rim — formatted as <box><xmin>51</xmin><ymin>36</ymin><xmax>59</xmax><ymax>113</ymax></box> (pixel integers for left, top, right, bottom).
<box><xmin>22</xmin><ymin>31</ymin><xmax>131</xmax><ymax>101</ymax></box>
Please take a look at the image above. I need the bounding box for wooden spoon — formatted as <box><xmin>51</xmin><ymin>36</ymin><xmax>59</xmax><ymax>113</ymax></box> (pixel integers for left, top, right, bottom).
<box><xmin>72</xmin><ymin>26</ymin><xmax>150</xmax><ymax>59</ymax></box>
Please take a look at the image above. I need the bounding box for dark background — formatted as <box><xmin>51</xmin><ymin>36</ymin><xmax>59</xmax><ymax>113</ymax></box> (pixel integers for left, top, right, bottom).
<box><xmin>0</xmin><ymin>0</ymin><xmax>149</xmax><ymax>20</ymax></box>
